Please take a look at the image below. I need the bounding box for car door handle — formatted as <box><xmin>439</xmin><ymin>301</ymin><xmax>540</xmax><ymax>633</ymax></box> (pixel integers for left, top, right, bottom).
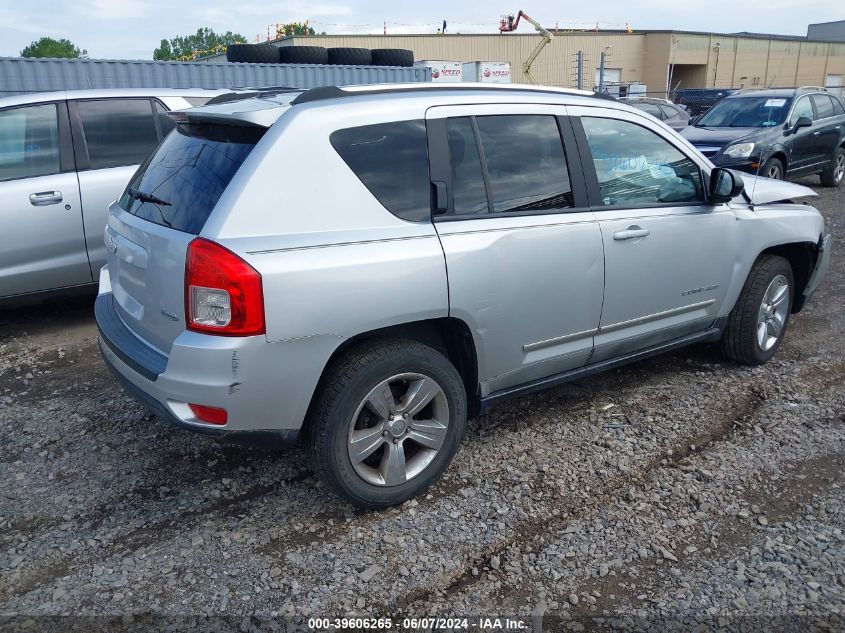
<box><xmin>613</xmin><ymin>227</ymin><xmax>650</xmax><ymax>241</ymax></box>
<box><xmin>812</xmin><ymin>131</ymin><xmax>821</xmax><ymax>136</ymax></box>
<box><xmin>29</xmin><ymin>191</ymin><xmax>63</xmax><ymax>206</ymax></box>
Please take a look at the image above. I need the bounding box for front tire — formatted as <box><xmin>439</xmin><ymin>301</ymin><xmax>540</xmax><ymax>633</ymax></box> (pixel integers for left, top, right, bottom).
<box><xmin>820</xmin><ymin>147</ymin><xmax>845</xmax><ymax>187</ymax></box>
<box><xmin>720</xmin><ymin>255</ymin><xmax>794</xmax><ymax>365</ymax></box>
<box><xmin>761</xmin><ymin>156</ymin><xmax>784</xmax><ymax>180</ymax></box>
<box><xmin>305</xmin><ymin>340</ymin><xmax>467</xmax><ymax>509</ymax></box>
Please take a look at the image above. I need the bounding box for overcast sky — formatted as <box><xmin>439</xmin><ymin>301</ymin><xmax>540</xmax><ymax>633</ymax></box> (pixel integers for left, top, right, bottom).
<box><xmin>0</xmin><ymin>0</ymin><xmax>840</xmax><ymax>60</ymax></box>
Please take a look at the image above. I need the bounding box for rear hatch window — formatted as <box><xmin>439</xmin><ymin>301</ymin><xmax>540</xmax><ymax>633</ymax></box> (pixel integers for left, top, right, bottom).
<box><xmin>119</xmin><ymin>122</ymin><xmax>264</xmax><ymax>234</ymax></box>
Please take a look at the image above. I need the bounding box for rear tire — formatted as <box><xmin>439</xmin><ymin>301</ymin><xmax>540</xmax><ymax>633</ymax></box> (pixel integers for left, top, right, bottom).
<box><xmin>305</xmin><ymin>340</ymin><xmax>467</xmax><ymax>509</ymax></box>
<box><xmin>226</xmin><ymin>44</ymin><xmax>279</xmax><ymax>64</ymax></box>
<box><xmin>720</xmin><ymin>255</ymin><xmax>794</xmax><ymax>365</ymax></box>
<box><xmin>820</xmin><ymin>147</ymin><xmax>845</xmax><ymax>187</ymax></box>
<box><xmin>278</xmin><ymin>45</ymin><xmax>328</xmax><ymax>65</ymax></box>
<box><xmin>370</xmin><ymin>48</ymin><xmax>414</xmax><ymax>67</ymax></box>
<box><xmin>327</xmin><ymin>47</ymin><xmax>373</xmax><ymax>66</ymax></box>
<box><xmin>761</xmin><ymin>156</ymin><xmax>784</xmax><ymax>180</ymax></box>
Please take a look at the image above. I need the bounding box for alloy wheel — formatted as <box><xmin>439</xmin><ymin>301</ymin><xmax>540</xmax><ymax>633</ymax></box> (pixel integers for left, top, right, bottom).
<box><xmin>347</xmin><ymin>373</ymin><xmax>450</xmax><ymax>486</ymax></box>
<box><xmin>756</xmin><ymin>274</ymin><xmax>790</xmax><ymax>351</ymax></box>
<box><xmin>834</xmin><ymin>153</ymin><xmax>845</xmax><ymax>185</ymax></box>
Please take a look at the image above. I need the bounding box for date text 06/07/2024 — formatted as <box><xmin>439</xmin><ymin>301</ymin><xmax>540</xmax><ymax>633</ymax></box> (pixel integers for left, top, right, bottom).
<box><xmin>307</xmin><ymin>617</ymin><xmax>528</xmax><ymax>630</ymax></box>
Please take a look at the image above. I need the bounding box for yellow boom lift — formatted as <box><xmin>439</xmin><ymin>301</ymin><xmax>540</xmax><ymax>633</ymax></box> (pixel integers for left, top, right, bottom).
<box><xmin>498</xmin><ymin>11</ymin><xmax>553</xmax><ymax>84</ymax></box>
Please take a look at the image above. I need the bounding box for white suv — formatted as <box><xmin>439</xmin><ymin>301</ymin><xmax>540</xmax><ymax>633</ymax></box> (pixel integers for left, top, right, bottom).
<box><xmin>96</xmin><ymin>84</ymin><xmax>830</xmax><ymax>508</ymax></box>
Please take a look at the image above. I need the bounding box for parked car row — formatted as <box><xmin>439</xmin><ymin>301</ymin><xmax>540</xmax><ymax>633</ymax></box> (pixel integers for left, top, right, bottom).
<box><xmin>620</xmin><ymin>87</ymin><xmax>845</xmax><ymax>187</ymax></box>
<box><xmin>681</xmin><ymin>87</ymin><xmax>845</xmax><ymax>186</ymax></box>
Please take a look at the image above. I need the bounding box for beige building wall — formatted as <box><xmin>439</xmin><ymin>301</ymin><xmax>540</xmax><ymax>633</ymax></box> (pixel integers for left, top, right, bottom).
<box><xmin>203</xmin><ymin>31</ymin><xmax>845</xmax><ymax>94</ymax></box>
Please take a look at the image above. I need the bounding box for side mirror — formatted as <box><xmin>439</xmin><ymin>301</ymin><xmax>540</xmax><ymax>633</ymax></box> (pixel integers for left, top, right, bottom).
<box><xmin>689</xmin><ymin>115</ymin><xmax>699</xmax><ymax>126</ymax></box>
<box><xmin>709</xmin><ymin>167</ymin><xmax>744</xmax><ymax>203</ymax></box>
<box><xmin>787</xmin><ymin>115</ymin><xmax>812</xmax><ymax>135</ymax></box>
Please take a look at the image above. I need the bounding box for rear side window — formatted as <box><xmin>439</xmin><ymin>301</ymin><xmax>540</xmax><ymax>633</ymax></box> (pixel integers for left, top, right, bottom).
<box><xmin>154</xmin><ymin>101</ymin><xmax>176</xmax><ymax>137</ymax></box>
<box><xmin>331</xmin><ymin>120</ymin><xmax>431</xmax><ymax>222</ymax></box>
<box><xmin>637</xmin><ymin>103</ymin><xmax>664</xmax><ymax>119</ymax></box>
<box><xmin>581</xmin><ymin>117</ymin><xmax>704</xmax><ymax>207</ymax></box>
<box><xmin>119</xmin><ymin>123</ymin><xmax>263</xmax><ymax>234</ymax></box>
<box><xmin>833</xmin><ymin>98</ymin><xmax>845</xmax><ymax>116</ymax></box>
<box><xmin>475</xmin><ymin>115</ymin><xmax>573</xmax><ymax>213</ymax></box>
<box><xmin>811</xmin><ymin>94</ymin><xmax>834</xmax><ymax>119</ymax></box>
<box><xmin>77</xmin><ymin>99</ymin><xmax>160</xmax><ymax>169</ymax></box>
<box><xmin>659</xmin><ymin>104</ymin><xmax>680</xmax><ymax>119</ymax></box>
<box><xmin>0</xmin><ymin>104</ymin><xmax>60</xmax><ymax>182</ymax></box>
<box><xmin>447</xmin><ymin>118</ymin><xmax>489</xmax><ymax>215</ymax></box>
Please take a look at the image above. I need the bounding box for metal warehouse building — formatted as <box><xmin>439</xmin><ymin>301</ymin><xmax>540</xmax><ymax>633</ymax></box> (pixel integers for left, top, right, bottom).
<box><xmin>202</xmin><ymin>30</ymin><xmax>845</xmax><ymax>94</ymax></box>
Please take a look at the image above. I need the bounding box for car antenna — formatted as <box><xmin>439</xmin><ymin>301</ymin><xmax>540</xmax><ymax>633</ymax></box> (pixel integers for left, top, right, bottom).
<box><xmin>748</xmin><ymin>76</ymin><xmax>779</xmax><ymax>210</ymax></box>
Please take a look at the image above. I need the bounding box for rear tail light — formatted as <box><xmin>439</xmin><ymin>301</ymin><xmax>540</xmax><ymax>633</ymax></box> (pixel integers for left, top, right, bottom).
<box><xmin>185</xmin><ymin>238</ymin><xmax>265</xmax><ymax>336</ymax></box>
<box><xmin>188</xmin><ymin>403</ymin><xmax>228</xmax><ymax>425</ymax></box>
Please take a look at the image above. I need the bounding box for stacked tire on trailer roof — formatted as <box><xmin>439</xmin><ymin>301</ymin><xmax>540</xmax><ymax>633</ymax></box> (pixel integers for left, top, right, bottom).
<box><xmin>226</xmin><ymin>43</ymin><xmax>280</xmax><ymax>64</ymax></box>
<box><xmin>224</xmin><ymin>44</ymin><xmax>414</xmax><ymax>67</ymax></box>
<box><xmin>370</xmin><ymin>49</ymin><xmax>414</xmax><ymax>67</ymax></box>
<box><xmin>327</xmin><ymin>48</ymin><xmax>373</xmax><ymax>66</ymax></box>
<box><xmin>278</xmin><ymin>46</ymin><xmax>329</xmax><ymax>65</ymax></box>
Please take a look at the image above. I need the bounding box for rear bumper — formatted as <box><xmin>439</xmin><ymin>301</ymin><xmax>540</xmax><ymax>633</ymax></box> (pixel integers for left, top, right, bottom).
<box><xmin>95</xmin><ymin>267</ymin><xmax>337</xmax><ymax>446</ymax></box>
<box><xmin>99</xmin><ymin>340</ymin><xmax>299</xmax><ymax>449</ymax></box>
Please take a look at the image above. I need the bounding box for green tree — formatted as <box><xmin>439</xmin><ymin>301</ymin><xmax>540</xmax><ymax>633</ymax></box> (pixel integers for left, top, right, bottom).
<box><xmin>153</xmin><ymin>28</ymin><xmax>246</xmax><ymax>61</ymax></box>
<box><xmin>279</xmin><ymin>22</ymin><xmax>316</xmax><ymax>37</ymax></box>
<box><xmin>21</xmin><ymin>37</ymin><xmax>86</xmax><ymax>59</ymax></box>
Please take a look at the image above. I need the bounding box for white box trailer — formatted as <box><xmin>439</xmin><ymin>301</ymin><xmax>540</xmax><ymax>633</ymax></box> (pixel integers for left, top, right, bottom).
<box><xmin>462</xmin><ymin>61</ymin><xmax>512</xmax><ymax>84</ymax></box>
<box><xmin>414</xmin><ymin>60</ymin><xmax>463</xmax><ymax>83</ymax></box>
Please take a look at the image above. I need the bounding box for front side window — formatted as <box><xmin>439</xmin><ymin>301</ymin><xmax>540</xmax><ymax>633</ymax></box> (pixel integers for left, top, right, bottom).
<box><xmin>581</xmin><ymin>117</ymin><xmax>704</xmax><ymax>207</ymax></box>
<box><xmin>77</xmin><ymin>99</ymin><xmax>160</xmax><ymax>169</ymax></box>
<box><xmin>475</xmin><ymin>115</ymin><xmax>573</xmax><ymax>213</ymax></box>
<box><xmin>330</xmin><ymin>120</ymin><xmax>431</xmax><ymax>222</ymax></box>
<box><xmin>811</xmin><ymin>94</ymin><xmax>834</xmax><ymax>120</ymax></box>
<box><xmin>833</xmin><ymin>97</ymin><xmax>845</xmax><ymax>116</ymax></box>
<box><xmin>789</xmin><ymin>96</ymin><xmax>814</xmax><ymax>126</ymax></box>
<box><xmin>0</xmin><ymin>104</ymin><xmax>60</xmax><ymax>182</ymax></box>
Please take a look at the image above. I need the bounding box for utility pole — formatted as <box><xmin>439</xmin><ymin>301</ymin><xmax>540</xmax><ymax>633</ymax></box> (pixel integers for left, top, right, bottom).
<box><xmin>599</xmin><ymin>50</ymin><xmax>606</xmax><ymax>92</ymax></box>
<box><xmin>576</xmin><ymin>51</ymin><xmax>583</xmax><ymax>90</ymax></box>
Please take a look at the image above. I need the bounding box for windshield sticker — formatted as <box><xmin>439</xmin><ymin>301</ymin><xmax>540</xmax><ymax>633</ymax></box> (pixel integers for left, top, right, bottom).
<box><xmin>764</xmin><ymin>99</ymin><xmax>786</xmax><ymax>108</ymax></box>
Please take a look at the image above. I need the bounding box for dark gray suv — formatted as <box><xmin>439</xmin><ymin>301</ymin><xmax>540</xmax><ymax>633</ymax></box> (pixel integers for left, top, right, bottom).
<box><xmin>682</xmin><ymin>87</ymin><xmax>845</xmax><ymax>186</ymax></box>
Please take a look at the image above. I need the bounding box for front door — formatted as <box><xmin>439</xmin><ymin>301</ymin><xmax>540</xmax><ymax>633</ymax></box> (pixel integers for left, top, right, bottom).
<box><xmin>787</xmin><ymin>95</ymin><xmax>819</xmax><ymax>175</ymax></box>
<box><xmin>0</xmin><ymin>101</ymin><xmax>89</xmax><ymax>298</ymax></box>
<box><xmin>570</xmin><ymin>106</ymin><xmax>735</xmax><ymax>362</ymax></box>
<box><xmin>426</xmin><ymin>104</ymin><xmax>605</xmax><ymax>397</ymax></box>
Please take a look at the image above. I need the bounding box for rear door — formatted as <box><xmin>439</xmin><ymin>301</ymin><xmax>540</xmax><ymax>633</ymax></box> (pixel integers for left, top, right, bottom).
<box><xmin>0</xmin><ymin>101</ymin><xmax>88</xmax><ymax>298</ymax></box>
<box><xmin>71</xmin><ymin>98</ymin><xmax>168</xmax><ymax>280</ymax></box>
<box><xmin>569</xmin><ymin>105</ymin><xmax>735</xmax><ymax>362</ymax></box>
<box><xmin>810</xmin><ymin>94</ymin><xmax>842</xmax><ymax>164</ymax></box>
<box><xmin>427</xmin><ymin>104</ymin><xmax>604</xmax><ymax>397</ymax></box>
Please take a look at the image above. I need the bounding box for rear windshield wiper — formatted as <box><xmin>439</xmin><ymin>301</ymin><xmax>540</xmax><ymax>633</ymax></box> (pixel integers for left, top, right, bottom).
<box><xmin>127</xmin><ymin>187</ymin><xmax>172</xmax><ymax>207</ymax></box>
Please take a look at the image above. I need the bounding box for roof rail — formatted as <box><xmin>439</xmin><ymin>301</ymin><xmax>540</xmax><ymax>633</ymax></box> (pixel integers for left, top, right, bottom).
<box><xmin>797</xmin><ymin>85</ymin><xmax>828</xmax><ymax>92</ymax></box>
<box><xmin>289</xmin><ymin>83</ymin><xmax>617</xmax><ymax>106</ymax></box>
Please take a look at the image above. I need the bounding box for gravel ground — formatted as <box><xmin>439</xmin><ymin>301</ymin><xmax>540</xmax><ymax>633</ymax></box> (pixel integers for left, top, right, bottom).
<box><xmin>1</xmin><ymin>178</ymin><xmax>843</xmax><ymax>631</ymax></box>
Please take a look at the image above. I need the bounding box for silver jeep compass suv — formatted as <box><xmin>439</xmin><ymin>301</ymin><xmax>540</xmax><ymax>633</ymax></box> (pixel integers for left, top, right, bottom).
<box><xmin>96</xmin><ymin>84</ymin><xmax>831</xmax><ymax>508</ymax></box>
